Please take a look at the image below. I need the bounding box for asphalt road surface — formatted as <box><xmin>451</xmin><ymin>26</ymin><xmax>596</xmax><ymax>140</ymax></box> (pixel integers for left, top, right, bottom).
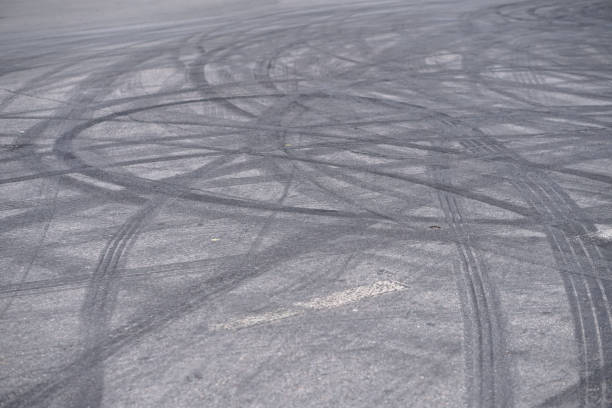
<box><xmin>1</xmin><ymin>0</ymin><xmax>612</xmax><ymax>407</ymax></box>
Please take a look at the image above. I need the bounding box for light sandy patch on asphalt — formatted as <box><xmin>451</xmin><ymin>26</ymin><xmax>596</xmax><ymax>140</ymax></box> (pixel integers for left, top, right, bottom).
<box><xmin>213</xmin><ymin>309</ymin><xmax>301</xmax><ymax>331</ymax></box>
<box><xmin>0</xmin><ymin>208</ymin><xmax>29</xmax><ymax>219</ymax></box>
<box><xmin>425</xmin><ymin>52</ymin><xmax>463</xmax><ymax>69</ymax></box>
<box><xmin>544</xmin><ymin>117</ymin><xmax>607</xmax><ymax>128</ymax></box>
<box><xmin>315</xmin><ymin>150</ymin><xmax>394</xmax><ymax>166</ymax></box>
<box><xmin>212</xmin><ymin>280</ymin><xmax>406</xmax><ymax>331</ymax></box>
<box><xmin>480</xmin><ymin>123</ymin><xmax>542</xmax><ymax>135</ymax></box>
<box><xmin>66</xmin><ymin>173</ymin><xmax>124</xmax><ymax>191</ymax></box>
<box><xmin>568</xmin><ymin>224</ymin><xmax>612</xmax><ymax>243</ymax></box>
<box><xmin>525</xmin><ymin>90</ymin><xmax>610</xmax><ymax>106</ymax></box>
<box><xmin>295</xmin><ymin>280</ymin><xmax>406</xmax><ymax>309</ymax></box>
<box><xmin>498</xmin><ymin>228</ymin><xmax>546</xmax><ymax>238</ymax></box>
<box><xmin>593</xmin><ymin>225</ymin><xmax>612</xmax><ymax>241</ymax></box>
<box><xmin>124</xmin><ymin>156</ymin><xmax>215</xmax><ymax>180</ymax></box>
<box><xmin>366</xmin><ymin>90</ymin><xmax>415</xmax><ymax>104</ymax></box>
<box><xmin>565</xmin><ymin>158</ymin><xmax>612</xmax><ymax>174</ymax></box>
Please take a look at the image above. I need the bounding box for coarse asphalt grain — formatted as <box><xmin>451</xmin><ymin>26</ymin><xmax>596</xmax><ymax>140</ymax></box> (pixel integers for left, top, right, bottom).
<box><xmin>1</xmin><ymin>0</ymin><xmax>612</xmax><ymax>407</ymax></box>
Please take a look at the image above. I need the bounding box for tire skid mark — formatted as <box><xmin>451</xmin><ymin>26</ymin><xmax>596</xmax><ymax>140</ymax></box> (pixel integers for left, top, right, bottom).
<box><xmin>457</xmin><ymin>3</ymin><xmax>612</xmax><ymax>402</ymax></box>
<box><xmin>2</xmin><ymin>1</ymin><xmax>611</xmax><ymax>406</ymax></box>
<box><xmin>66</xmin><ymin>203</ymin><xmax>157</xmax><ymax>408</ymax></box>
<box><xmin>0</xmin><ymin>213</ymin><xmax>385</xmax><ymax>407</ymax></box>
<box><xmin>433</xmin><ymin>166</ymin><xmax>514</xmax><ymax>408</ymax></box>
<box><xmin>462</xmin><ymin>132</ymin><xmax>612</xmax><ymax>407</ymax></box>
<box><xmin>0</xmin><ymin>179</ymin><xmax>60</xmax><ymax>320</ymax></box>
<box><xmin>46</xmin><ymin>90</ymin><xmax>537</xmax><ymax>219</ymax></box>
<box><xmin>1</xmin><ymin>32</ymin><xmax>203</xmax><ymax>407</ymax></box>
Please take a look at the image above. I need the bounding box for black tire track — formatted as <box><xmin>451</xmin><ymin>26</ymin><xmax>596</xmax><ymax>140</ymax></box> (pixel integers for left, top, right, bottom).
<box><xmin>460</xmin><ymin>135</ymin><xmax>612</xmax><ymax>407</ymax></box>
<box><xmin>454</xmin><ymin>2</ymin><xmax>612</xmax><ymax>404</ymax></box>
<box><xmin>2</xmin><ymin>1</ymin><xmax>611</xmax><ymax>406</ymax></box>
<box><xmin>431</xmin><ymin>159</ymin><xmax>514</xmax><ymax>408</ymax></box>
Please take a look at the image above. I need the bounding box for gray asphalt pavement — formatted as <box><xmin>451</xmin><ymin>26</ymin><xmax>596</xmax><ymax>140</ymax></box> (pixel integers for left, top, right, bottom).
<box><xmin>1</xmin><ymin>0</ymin><xmax>612</xmax><ymax>407</ymax></box>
